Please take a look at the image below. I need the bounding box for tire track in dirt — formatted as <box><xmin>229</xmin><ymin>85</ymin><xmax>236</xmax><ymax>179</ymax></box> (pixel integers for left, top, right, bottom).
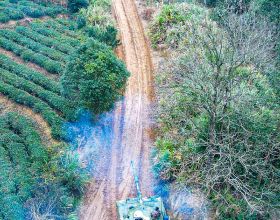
<box><xmin>80</xmin><ymin>0</ymin><xmax>155</xmax><ymax>219</ymax></box>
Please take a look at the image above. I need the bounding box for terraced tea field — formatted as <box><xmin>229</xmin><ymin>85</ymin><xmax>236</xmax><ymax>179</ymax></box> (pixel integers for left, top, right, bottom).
<box><xmin>0</xmin><ymin>17</ymin><xmax>81</xmax><ymax>140</ymax></box>
<box><xmin>0</xmin><ymin>0</ymin><xmax>65</xmax><ymax>23</ymax></box>
<box><xmin>0</xmin><ymin>2</ymin><xmax>90</xmax><ymax>216</ymax></box>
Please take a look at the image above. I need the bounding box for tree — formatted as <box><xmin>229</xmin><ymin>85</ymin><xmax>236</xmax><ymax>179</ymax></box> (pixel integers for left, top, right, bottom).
<box><xmin>60</xmin><ymin>39</ymin><xmax>129</xmax><ymax>115</ymax></box>
<box><xmin>67</xmin><ymin>0</ymin><xmax>89</xmax><ymax>13</ymax></box>
<box><xmin>155</xmin><ymin>15</ymin><xmax>279</xmax><ymax>218</ymax></box>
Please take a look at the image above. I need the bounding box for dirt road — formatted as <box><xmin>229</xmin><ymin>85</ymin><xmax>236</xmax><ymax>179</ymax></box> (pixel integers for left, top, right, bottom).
<box><xmin>80</xmin><ymin>0</ymin><xmax>155</xmax><ymax>219</ymax></box>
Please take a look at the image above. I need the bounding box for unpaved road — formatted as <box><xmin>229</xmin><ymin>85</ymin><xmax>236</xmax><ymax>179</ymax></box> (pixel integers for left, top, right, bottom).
<box><xmin>80</xmin><ymin>0</ymin><xmax>155</xmax><ymax>219</ymax></box>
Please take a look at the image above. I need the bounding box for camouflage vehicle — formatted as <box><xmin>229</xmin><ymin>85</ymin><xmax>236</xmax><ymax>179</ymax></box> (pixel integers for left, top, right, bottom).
<box><xmin>116</xmin><ymin>162</ymin><xmax>169</xmax><ymax>220</ymax></box>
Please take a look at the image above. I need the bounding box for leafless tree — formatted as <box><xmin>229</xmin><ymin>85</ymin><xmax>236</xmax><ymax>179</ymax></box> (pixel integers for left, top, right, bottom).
<box><xmin>156</xmin><ymin>14</ymin><xmax>279</xmax><ymax>216</ymax></box>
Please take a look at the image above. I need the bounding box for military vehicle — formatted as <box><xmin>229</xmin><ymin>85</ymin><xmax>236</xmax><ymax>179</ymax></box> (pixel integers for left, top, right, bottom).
<box><xmin>116</xmin><ymin>161</ymin><xmax>169</xmax><ymax>220</ymax></box>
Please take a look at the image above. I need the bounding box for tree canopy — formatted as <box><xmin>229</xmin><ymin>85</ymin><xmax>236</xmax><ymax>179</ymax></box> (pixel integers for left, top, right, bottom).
<box><xmin>61</xmin><ymin>39</ymin><xmax>129</xmax><ymax>115</ymax></box>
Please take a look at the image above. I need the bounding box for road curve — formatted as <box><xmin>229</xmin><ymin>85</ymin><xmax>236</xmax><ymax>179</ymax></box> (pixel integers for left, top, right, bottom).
<box><xmin>80</xmin><ymin>0</ymin><xmax>155</xmax><ymax>219</ymax></box>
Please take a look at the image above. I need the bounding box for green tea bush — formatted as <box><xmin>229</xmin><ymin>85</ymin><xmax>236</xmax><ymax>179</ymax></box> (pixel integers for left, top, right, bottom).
<box><xmin>43</xmin><ymin>20</ymin><xmax>80</xmax><ymax>38</ymax></box>
<box><xmin>0</xmin><ymin>81</ymin><xmax>64</xmax><ymax>139</ymax></box>
<box><xmin>3</xmin><ymin>8</ymin><xmax>24</xmax><ymax>20</ymax></box>
<box><xmin>0</xmin><ymin>54</ymin><xmax>60</xmax><ymax>94</ymax></box>
<box><xmin>0</xmin><ymin>112</ymin><xmax>88</xmax><ymax>218</ymax></box>
<box><xmin>0</xmin><ymin>14</ymin><xmax>10</xmax><ymax>23</ymax></box>
<box><xmin>0</xmin><ymin>37</ymin><xmax>62</xmax><ymax>74</ymax></box>
<box><xmin>15</xmin><ymin>26</ymin><xmax>75</xmax><ymax>54</ymax></box>
<box><xmin>0</xmin><ymin>0</ymin><xmax>65</xmax><ymax>23</ymax></box>
<box><xmin>0</xmin><ymin>68</ymin><xmax>75</xmax><ymax>118</ymax></box>
<box><xmin>30</xmin><ymin>22</ymin><xmax>81</xmax><ymax>47</ymax></box>
<box><xmin>0</xmin><ymin>29</ymin><xmax>66</xmax><ymax>62</ymax></box>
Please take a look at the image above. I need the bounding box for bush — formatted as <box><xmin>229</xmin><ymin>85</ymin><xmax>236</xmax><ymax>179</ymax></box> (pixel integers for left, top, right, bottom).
<box><xmin>0</xmin><ymin>54</ymin><xmax>61</xmax><ymax>94</ymax></box>
<box><xmin>0</xmin><ymin>68</ymin><xmax>75</xmax><ymax>118</ymax></box>
<box><xmin>0</xmin><ymin>14</ymin><xmax>10</xmax><ymax>23</ymax></box>
<box><xmin>0</xmin><ymin>81</ymin><xmax>64</xmax><ymax>139</ymax></box>
<box><xmin>76</xmin><ymin>14</ymin><xmax>87</xmax><ymax>29</ymax></box>
<box><xmin>149</xmin><ymin>3</ymin><xmax>207</xmax><ymax>48</ymax></box>
<box><xmin>85</xmin><ymin>25</ymin><xmax>119</xmax><ymax>48</ymax></box>
<box><xmin>0</xmin><ymin>112</ymin><xmax>88</xmax><ymax>219</ymax></box>
<box><xmin>61</xmin><ymin>39</ymin><xmax>129</xmax><ymax>114</ymax></box>
<box><xmin>15</xmin><ymin>26</ymin><xmax>74</xmax><ymax>54</ymax></box>
<box><xmin>0</xmin><ymin>29</ymin><xmax>66</xmax><ymax>62</ymax></box>
<box><xmin>30</xmin><ymin>22</ymin><xmax>81</xmax><ymax>47</ymax></box>
<box><xmin>68</xmin><ymin>0</ymin><xmax>89</xmax><ymax>13</ymax></box>
<box><xmin>0</xmin><ymin>37</ymin><xmax>63</xmax><ymax>74</ymax></box>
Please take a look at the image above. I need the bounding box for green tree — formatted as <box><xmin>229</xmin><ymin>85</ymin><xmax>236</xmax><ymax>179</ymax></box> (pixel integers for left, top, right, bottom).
<box><xmin>61</xmin><ymin>39</ymin><xmax>129</xmax><ymax>114</ymax></box>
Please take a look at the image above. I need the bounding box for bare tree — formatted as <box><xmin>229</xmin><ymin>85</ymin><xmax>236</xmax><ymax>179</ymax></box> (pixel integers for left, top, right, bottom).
<box><xmin>155</xmin><ymin>14</ymin><xmax>279</xmax><ymax>217</ymax></box>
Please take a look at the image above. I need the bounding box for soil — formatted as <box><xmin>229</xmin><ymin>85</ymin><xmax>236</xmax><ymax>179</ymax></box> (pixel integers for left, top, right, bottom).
<box><xmin>80</xmin><ymin>0</ymin><xmax>156</xmax><ymax>219</ymax></box>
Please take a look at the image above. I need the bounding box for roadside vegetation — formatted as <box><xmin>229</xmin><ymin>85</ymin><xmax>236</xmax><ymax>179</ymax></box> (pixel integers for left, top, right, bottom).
<box><xmin>149</xmin><ymin>0</ymin><xmax>279</xmax><ymax>219</ymax></box>
<box><xmin>0</xmin><ymin>0</ymin><xmax>129</xmax><ymax>218</ymax></box>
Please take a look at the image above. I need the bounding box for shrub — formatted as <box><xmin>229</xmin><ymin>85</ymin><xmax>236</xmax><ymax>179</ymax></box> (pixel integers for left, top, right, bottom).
<box><xmin>0</xmin><ymin>81</ymin><xmax>64</xmax><ymax>139</ymax></box>
<box><xmin>67</xmin><ymin>0</ymin><xmax>89</xmax><ymax>13</ymax></box>
<box><xmin>76</xmin><ymin>14</ymin><xmax>87</xmax><ymax>29</ymax></box>
<box><xmin>149</xmin><ymin>3</ymin><xmax>207</xmax><ymax>48</ymax></box>
<box><xmin>0</xmin><ymin>112</ymin><xmax>88</xmax><ymax>219</ymax></box>
<box><xmin>0</xmin><ymin>68</ymin><xmax>75</xmax><ymax>118</ymax></box>
<box><xmin>85</xmin><ymin>25</ymin><xmax>119</xmax><ymax>48</ymax></box>
<box><xmin>0</xmin><ymin>14</ymin><xmax>10</xmax><ymax>23</ymax></box>
<box><xmin>30</xmin><ymin>22</ymin><xmax>81</xmax><ymax>47</ymax></box>
<box><xmin>0</xmin><ymin>37</ymin><xmax>63</xmax><ymax>74</ymax></box>
<box><xmin>0</xmin><ymin>29</ymin><xmax>66</xmax><ymax>62</ymax></box>
<box><xmin>0</xmin><ymin>54</ymin><xmax>61</xmax><ymax>94</ymax></box>
<box><xmin>15</xmin><ymin>26</ymin><xmax>74</xmax><ymax>54</ymax></box>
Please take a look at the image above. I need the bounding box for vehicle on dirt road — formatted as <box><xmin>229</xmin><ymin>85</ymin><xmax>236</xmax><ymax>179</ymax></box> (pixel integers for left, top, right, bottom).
<box><xmin>116</xmin><ymin>162</ymin><xmax>169</xmax><ymax>220</ymax></box>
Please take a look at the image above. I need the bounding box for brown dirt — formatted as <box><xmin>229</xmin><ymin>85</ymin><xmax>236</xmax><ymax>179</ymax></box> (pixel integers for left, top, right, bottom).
<box><xmin>0</xmin><ymin>48</ymin><xmax>59</xmax><ymax>81</ymax></box>
<box><xmin>0</xmin><ymin>94</ymin><xmax>57</xmax><ymax>146</ymax></box>
<box><xmin>80</xmin><ymin>0</ymin><xmax>155</xmax><ymax>219</ymax></box>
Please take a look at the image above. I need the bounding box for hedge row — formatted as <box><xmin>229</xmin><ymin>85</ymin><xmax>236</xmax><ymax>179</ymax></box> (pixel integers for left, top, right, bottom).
<box><xmin>0</xmin><ymin>68</ymin><xmax>75</xmax><ymax>118</ymax></box>
<box><xmin>0</xmin><ymin>7</ymin><xmax>24</xmax><ymax>23</ymax></box>
<box><xmin>17</xmin><ymin>1</ymin><xmax>65</xmax><ymax>17</ymax></box>
<box><xmin>56</xmin><ymin>18</ymin><xmax>77</xmax><ymax>29</ymax></box>
<box><xmin>0</xmin><ymin>54</ymin><xmax>60</xmax><ymax>94</ymax></box>
<box><xmin>3</xmin><ymin>112</ymin><xmax>48</xmax><ymax>162</ymax></box>
<box><xmin>15</xmin><ymin>26</ymin><xmax>75</xmax><ymax>55</ymax></box>
<box><xmin>0</xmin><ymin>37</ymin><xmax>62</xmax><ymax>74</ymax></box>
<box><xmin>0</xmin><ymin>1</ymin><xmax>65</xmax><ymax>23</ymax></box>
<box><xmin>0</xmin><ymin>29</ymin><xmax>66</xmax><ymax>62</ymax></box>
<box><xmin>30</xmin><ymin>22</ymin><xmax>81</xmax><ymax>47</ymax></box>
<box><xmin>0</xmin><ymin>112</ymin><xmax>48</xmax><ymax>219</ymax></box>
<box><xmin>0</xmin><ymin>81</ymin><xmax>64</xmax><ymax>139</ymax></box>
<box><xmin>43</xmin><ymin>20</ymin><xmax>79</xmax><ymax>38</ymax></box>
<box><xmin>0</xmin><ymin>144</ymin><xmax>24</xmax><ymax>219</ymax></box>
